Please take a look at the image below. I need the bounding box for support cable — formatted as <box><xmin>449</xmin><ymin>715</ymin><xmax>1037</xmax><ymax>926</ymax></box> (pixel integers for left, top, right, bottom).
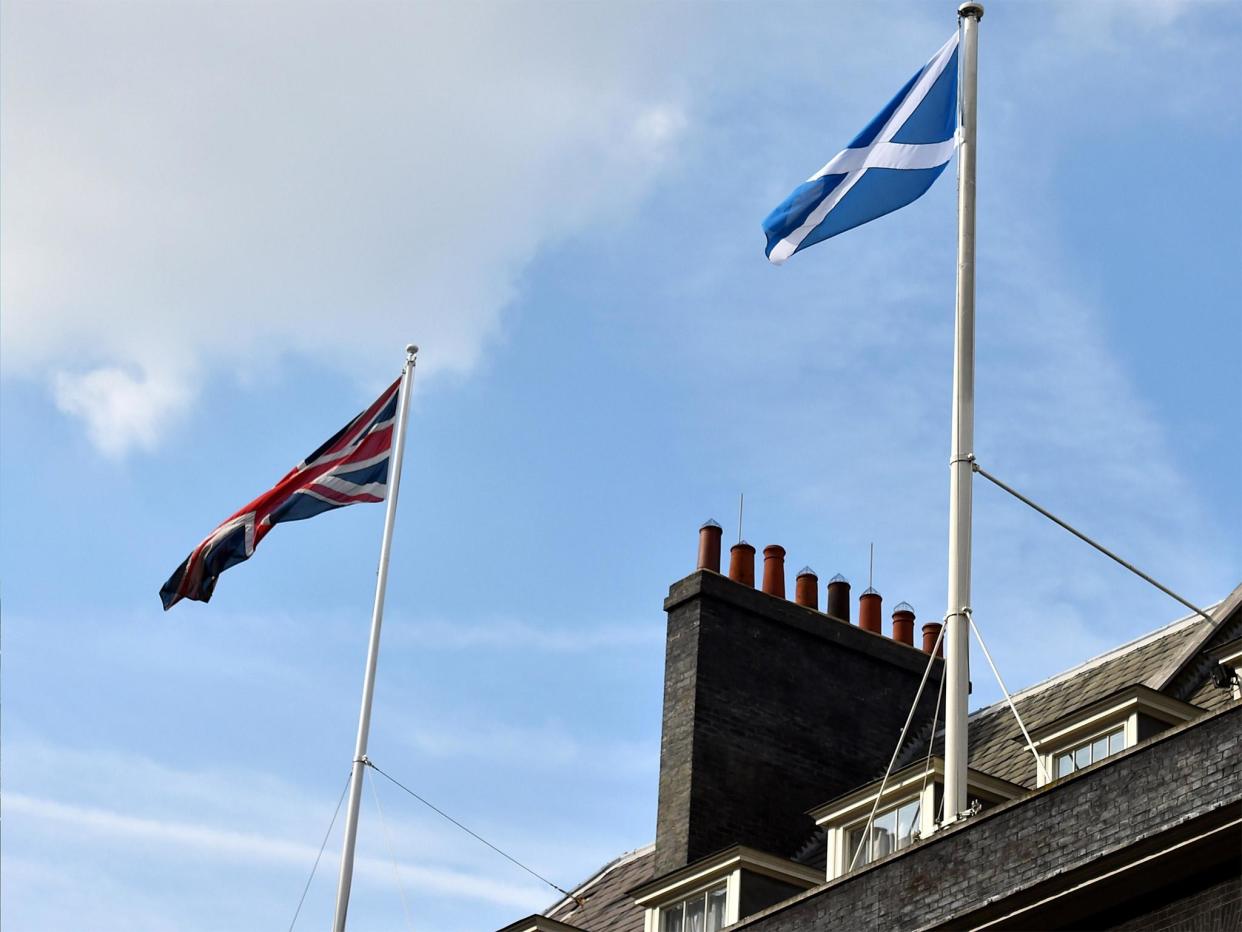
<box><xmin>287</xmin><ymin>772</ymin><xmax>351</xmax><ymax>932</ymax></box>
<box><xmin>966</xmin><ymin>610</ymin><xmax>1047</xmax><ymax>784</ymax></box>
<box><xmin>972</xmin><ymin>461</ymin><xmax>1215</xmax><ymax>625</ymax></box>
<box><xmin>918</xmin><ymin>659</ymin><xmax>948</xmax><ymax>832</ymax></box>
<box><xmin>364</xmin><ymin>759</ymin><xmax>580</xmax><ymax>904</ymax></box>
<box><xmin>847</xmin><ymin>622</ymin><xmax>945</xmax><ymax>872</ymax></box>
<box><xmin>366</xmin><ymin>764</ymin><xmax>416</xmax><ymax>932</ymax></box>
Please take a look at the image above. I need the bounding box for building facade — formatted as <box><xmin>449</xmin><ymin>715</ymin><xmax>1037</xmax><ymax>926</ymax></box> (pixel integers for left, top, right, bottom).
<box><xmin>499</xmin><ymin>524</ymin><xmax>1242</xmax><ymax>932</ymax></box>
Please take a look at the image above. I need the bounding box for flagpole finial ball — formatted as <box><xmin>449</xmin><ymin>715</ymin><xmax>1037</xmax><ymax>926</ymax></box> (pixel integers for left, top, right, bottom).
<box><xmin>406</xmin><ymin>344</ymin><xmax>419</xmax><ymax>357</ymax></box>
<box><xmin>958</xmin><ymin>1</ymin><xmax>983</xmax><ymax>19</ymax></box>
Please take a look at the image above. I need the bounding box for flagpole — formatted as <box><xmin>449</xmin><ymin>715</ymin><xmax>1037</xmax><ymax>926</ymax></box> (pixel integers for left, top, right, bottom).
<box><xmin>332</xmin><ymin>344</ymin><xmax>419</xmax><ymax>932</ymax></box>
<box><xmin>944</xmin><ymin>1</ymin><xmax>982</xmax><ymax>824</ymax></box>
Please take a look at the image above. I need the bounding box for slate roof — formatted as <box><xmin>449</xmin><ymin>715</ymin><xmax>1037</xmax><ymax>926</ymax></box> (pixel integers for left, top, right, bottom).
<box><xmin>542</xmin><ymin>845</ymin><xmax>655</xmax><ymax>932</ymax></box>
<box><xmin>898</xmin><ymin>588</ymin><xmax>1242</xmax><ymax>788</ymax></box>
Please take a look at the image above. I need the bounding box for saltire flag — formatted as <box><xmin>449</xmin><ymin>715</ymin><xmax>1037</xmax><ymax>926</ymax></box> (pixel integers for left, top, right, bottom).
<box><xmin>160</xmin><ymin>377</ymin><xmax>401</xmax><ymax>610</ymax></box>
<box><xmin>763</xmin><ymin>32</ymin><xmax>960</xmax><ymax>264</ymax></box>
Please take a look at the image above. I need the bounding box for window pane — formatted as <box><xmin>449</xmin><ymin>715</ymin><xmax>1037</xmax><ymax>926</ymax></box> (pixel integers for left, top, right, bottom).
<box><xmin>873</xmin><ymin>809</ymin><xmax>896</xmax><ymax>860</ymax></box>
<box><xmin>685</xmin><ymin>894</ymin><xmax>706</xmax><ymax>932</ymax></box>
<box><xmin>1090</xmin><ymin>736</ymin><xmax>1108</xmax><ymax>763</ymax></box>
<box><xmin>1056</xmin><ymin>753</ymin><xmax>1074</xmax><ymax>777</ymax></box>
<box><xmin>1074</xmin><ymin>744</ymin><xmax>1091</xmax><ymax>770</ymax></box>
<box><xmin>706</xmin><ymin>887</ymin><xmax>727</xmax><ymax>932</ymax></box>
<box><xmin>897</xmin><ymin>800</ymin><xmax>920</xmax><ymax>850</ymax></box>
<box><xmin>661</xmin><ymin>901</ymin><xmax>684</xmax><ymax>932</ymax></box>
<box><xmin>846</xmin><ymin>827</ymin><xmax>868</xmax><ymax>867</ymax></box>
<box><xmin>1109</xmin><ymin>729</ymin><xmax>1125</xmax><ymax>755</ymax></box>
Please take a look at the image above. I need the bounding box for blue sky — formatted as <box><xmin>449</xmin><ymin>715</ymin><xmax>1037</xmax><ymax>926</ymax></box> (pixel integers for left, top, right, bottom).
<box><xmin>2</xmin><ymin>1</ymin><xmax>1239</xmax><ymax>930</ymax></box>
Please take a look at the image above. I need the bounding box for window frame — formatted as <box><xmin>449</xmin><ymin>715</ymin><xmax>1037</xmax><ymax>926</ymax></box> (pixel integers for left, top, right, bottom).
<box><xmin>634</xmin><ymin>847</ymin><xmax>820</xmax><ymax>932</ymax></box>
<box><xmin>812</xmin><ymin>758</ymin><xmax>1025</xmax><ymax>881</ymax></box>
<box><xmin>1048</xmin><ymin>721</ymin><xmax>1128</xmax><ymax>781</ymax></box>
<box><xmin>654</xmin><ymin>879</ymin><xmax>730</xmax><ymax>932</ymax></box>
<box><xmin>1027</xmin><ymin>686</ymin><xmax>1203</xmax><ymax>787</ymax></box>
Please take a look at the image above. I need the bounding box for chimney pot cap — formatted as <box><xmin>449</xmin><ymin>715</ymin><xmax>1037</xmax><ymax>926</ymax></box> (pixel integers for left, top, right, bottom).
<box><xmin>861</xmin><ymin>586</ymin><xmax>880</xmax><ymax>596</ymax></box>
<box><xmin>733</xmin><ymin>539</ymin><xmax>753</xmax><ymax>548</ymax></box>
<box><xmin>829</xmin><ymin>573</ymin><xmax>849</xmax><ymax>584</ymax></box>
<box><xmin>893</xmin><ymin>601</ymin><xmax>914</xmax><ymax>613</ymax></box>
<box><xmin>700</xmin><ymin>518</ymin><xmax>722</xmax><ymax>530</ymax></box>
<box><xmin>796</xmin><ymin>565</ymin><xmax>817</xmax><ymax>577</ymax></box>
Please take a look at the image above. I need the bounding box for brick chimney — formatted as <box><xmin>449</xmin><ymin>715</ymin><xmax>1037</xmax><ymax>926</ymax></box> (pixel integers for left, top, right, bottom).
<box><xmin>654</xmin><ymin>525</ymin><xmax>944</xmax><ymax>875</ymax></box>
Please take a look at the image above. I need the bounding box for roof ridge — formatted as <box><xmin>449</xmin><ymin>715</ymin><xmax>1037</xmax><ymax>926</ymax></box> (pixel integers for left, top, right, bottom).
<box><xmin>965</xmin><ymin>601</ymin><xmax>1220</xmax><ymax>723</ymax></box>
<box><xmin>545</xmin><ymin>842</ymin><xmax>655</xmax><ymax>918</ymax></box>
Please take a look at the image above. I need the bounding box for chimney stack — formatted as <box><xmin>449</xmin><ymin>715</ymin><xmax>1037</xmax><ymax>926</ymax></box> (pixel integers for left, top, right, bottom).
<box><xmin>729</xmin><ymin>541</ymin><xmax>756</xmax><ymax>587</ymax></box>
<box><xmin>891</xmin><ymin>602</ymin><xmax>915</xmax><ymax>646</ymax></box>
<box><xmin>794</xmin><ymin>566</ymin><xmax>818</xmax><ymax>609</ymax></box>
<box><xmin>697</xmin><ymin>520</ymin><xmax>723</xmax><ymax>572</ymax></box>
<box><xmin>826</xmin><ymin>574</ymin><xmax>851</xmax><ymax>622</ymax></box>
<box><xmin>922</xmin><ymin>622</ymin><xmax>944</xmax><ymax>657</ymax></box>
<box><xmin>762</xmin><ymin>545</ymin><xmax>786</xmax><ymax>598</ymax></box>
<box><xmin>858</xmin><ymin>587</ymin><xmax>882</xmax><ymax>634</ymax></box>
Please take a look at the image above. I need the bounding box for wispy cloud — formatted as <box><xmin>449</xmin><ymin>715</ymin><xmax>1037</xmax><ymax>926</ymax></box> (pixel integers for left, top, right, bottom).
<box><xmin>6</xmin><ymin>792</ymin><xmax>548</xmax><ymax>911</ymax></box>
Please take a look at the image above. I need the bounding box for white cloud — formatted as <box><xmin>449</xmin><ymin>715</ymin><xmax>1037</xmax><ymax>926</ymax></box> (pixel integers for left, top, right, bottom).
<box><xmin>1</xmin><ymin>2</ymin><xmax>690</xmax><ymax>456</ymax></box>
<box><xmin>52</xmin><ymin>364</ymin><xmax>193</xmax><ymax>458</ymax></box>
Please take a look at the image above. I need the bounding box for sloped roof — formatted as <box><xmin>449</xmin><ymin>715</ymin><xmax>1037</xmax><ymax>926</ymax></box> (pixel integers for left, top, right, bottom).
<box><xmin>542</xmin><ymin>845</ymin><xmax>654</xmax><ymax>932</ymax></box>
<box><xmin>899</xmin><ymin>591</ymin><xmax>1241</xmax><ymax>787</ymax></box>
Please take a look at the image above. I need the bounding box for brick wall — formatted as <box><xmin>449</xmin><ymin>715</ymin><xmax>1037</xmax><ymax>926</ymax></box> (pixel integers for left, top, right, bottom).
<box><xmin>654</xmin><ymin>571</ymin><xmax>942</xmax><ymax>876</ymax></box>
<box><xmin>1107</xmin><ymin>865</ymin><xmax>1242</xmax><ymax>932</ymax></box>
<box><xmin>731</xmin><ymin>704</ymin><xmax>1242</xmax><ymax>931</ymax></box>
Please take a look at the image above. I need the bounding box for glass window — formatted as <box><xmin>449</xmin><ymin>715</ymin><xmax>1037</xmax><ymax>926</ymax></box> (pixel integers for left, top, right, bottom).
<box><xmin>845</xmin><ymin>796</ymin><xmax>922</xmax><ymax>869</ymax></box>
<box><xmin>706</xmin><ymin>887</ymin><xmax>727</xmax><ymax>931</ymax></box>
<box><xmin>1055</xmin><ymin>752</ymin><xmax>1074</xmax><ymax>778</ymax></box>
<box><xmin>1053</xmin><ymin>725</ymin><xmax>1126</xmax><ymax>779</ymax></box>
<box><xmin>660</xmin><ymin>883</ymin><xmax>728</xmax><ymax>932</ymax></box>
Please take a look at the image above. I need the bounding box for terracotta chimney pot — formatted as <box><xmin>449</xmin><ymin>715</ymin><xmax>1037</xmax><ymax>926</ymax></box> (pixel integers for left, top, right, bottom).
<box><xmin>922</xmin><ymin>622</ymin><xmax>944</xmax><ymax>657</ymax></box>
<box><xmin>762</xmin><ymin>545</ymin><xmax>786</xmax><ymax>598</ymax></box>
<box><xmin>697</xmin><ymin>519</ymin><xmax>723</xmax><ymax>572</ymax></box>
<box><xmin>827</xmin><ymin>574</ymin><xmax>851</xmax><ymax>623</ymax></box>
<box><xmin>892</xmin><ymin>602</ymin><xmax>915</xmax><ymax>646</ymax></box>
<box><xmin>858</xmin><ymin>588</ymin><xmax>882</xmax><ymax>634</ymax></box>
<box><xmin>729</xmin><ymin>541</ymin><xmax>756</xmax><ymax>587</ymax></box>
<box><xmin>794</xmin><ymin>567</ymin><xmax>818</xmax><ymax>609</ymax></box>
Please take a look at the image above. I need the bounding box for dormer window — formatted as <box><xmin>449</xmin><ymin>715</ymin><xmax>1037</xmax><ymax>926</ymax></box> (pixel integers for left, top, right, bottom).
<box><xmin>812</xmin><ymin>758</ymin><xmax>1024</xmax><ymax>880</ymax></box>
<box><xmin>658</xmin><ymin>883</ymin><xmax>727</xmax><ymax>932</ymax></box>
<box><xmin>1052</xmin><ymin>726</ymin><xmax>1125</xmax><ymax>779</ymax></box>
<box><xmin>844</xmin><ymin>796</ymin><xmax>922</xmax><ymax>867</ymax></box>
<box><xmin>631</xmin><ymin>846</ymin><xmax>820</xmax><ymax>932</ymax></box>
<box><xmin>1028</xmin><ymin>685</ymin><xmax>1202</xmax><ymax>787</ymax></box>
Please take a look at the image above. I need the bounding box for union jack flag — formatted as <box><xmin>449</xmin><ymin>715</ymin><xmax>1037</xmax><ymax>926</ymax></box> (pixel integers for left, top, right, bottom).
<box><xmin>160</xmin><ymin>377</ymin><xmax>402</xmax><ymax>610</ymax></box>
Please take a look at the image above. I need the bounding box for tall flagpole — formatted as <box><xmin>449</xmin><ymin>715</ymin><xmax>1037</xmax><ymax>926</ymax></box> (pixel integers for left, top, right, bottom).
<box><xmin>945</xmin><ymin>2</ymin><xmax>982</xmax><ymax>823</ymax></box>
<box><xmin>333</xmin><ymin>344</ymin><xmax>419</xmax><ymax>932</ymax></box>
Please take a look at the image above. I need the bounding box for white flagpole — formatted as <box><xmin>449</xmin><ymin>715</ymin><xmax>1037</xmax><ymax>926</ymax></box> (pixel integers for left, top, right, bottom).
<box><xmin>332</xmin><ymin>344</ymin><xmax>419</xmax><ymax>932</ymax></box>
<box><xmin>944</xmin><ymin>2</ymin><xmax>982</xmax><ymax>823</ymax></box>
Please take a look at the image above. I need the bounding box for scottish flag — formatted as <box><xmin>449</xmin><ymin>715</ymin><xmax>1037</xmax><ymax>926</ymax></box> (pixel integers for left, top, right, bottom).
<box><xmin>764</xmin><ymin>33</ymin><xmax>960</xmax><ymax>264</ymax></box>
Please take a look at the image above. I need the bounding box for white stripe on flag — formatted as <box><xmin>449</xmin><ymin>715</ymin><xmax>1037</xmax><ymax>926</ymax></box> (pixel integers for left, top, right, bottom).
<box><xmin>769</xmin><ymin>31</ymin><xmax>960</xmax><ymax>265</ymax></box>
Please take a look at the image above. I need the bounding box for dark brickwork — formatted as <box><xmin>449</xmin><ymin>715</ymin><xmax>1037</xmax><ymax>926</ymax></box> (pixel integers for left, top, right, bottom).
<box><xmin>732</xmin><ymin>705</ymin><xmax>1242</xmax><ymax>932</ymax></box>
<box><xmin>654</xmin><ymin>571</ymin><xmax>942</xmax><ymax>875</ymax></box>
<box><xmin>1106</xmin><ymin>864</ymin><xmax>1242</xmax><ymax>932</ymax></box>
